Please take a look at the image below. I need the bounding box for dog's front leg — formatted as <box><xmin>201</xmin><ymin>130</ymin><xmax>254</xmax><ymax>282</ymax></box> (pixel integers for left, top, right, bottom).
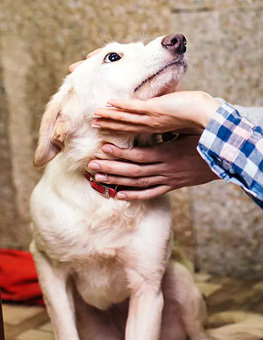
<box><xmin>123</xmin><ymin>210</ymin><xmax>172</xmax><ymax>340</ymax></box>
<box><xmin>31</xmin><ymin>244</ymin><xmax>79</xmax><ymax>340</ymax></box>
<box><xmin>125</xmin><ymin>283</ymin><xmax>164</xmax><ymax>340</ymax></box>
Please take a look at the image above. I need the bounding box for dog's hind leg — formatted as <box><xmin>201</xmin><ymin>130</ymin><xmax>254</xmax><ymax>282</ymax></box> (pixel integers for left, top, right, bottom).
<box><xmin>160</xmin><ymin>292</ymin><xmax>187</xmax><ymax>340</ymax></box>
<box><xmin>161</xmin><ymin>261</ymin><xmax>208</xmax><ymax>340</ymax></box>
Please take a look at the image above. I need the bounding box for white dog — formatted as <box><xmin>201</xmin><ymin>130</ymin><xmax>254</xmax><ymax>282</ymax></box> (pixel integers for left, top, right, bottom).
<box><xmin>30</xmin><ymin>34</ymin><xmax>262</xmax><ymax>340</ymax></box>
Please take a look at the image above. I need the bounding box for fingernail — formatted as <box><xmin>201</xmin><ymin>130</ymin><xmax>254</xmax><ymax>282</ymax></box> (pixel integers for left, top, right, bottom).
<box><xmin>105</xmin><ymin>103</ymin><xmax>113</xmax><ymax>108</ymax></box>
<box><xmin>95</xmin><ymin>174</ymin><xmax>108</xmax><ymax>182</ymax></box>
<box><xmin>88</xmin><ymin>162</ymin><xmax>100</xmax><ymax>170</ymax></box>
<box><xmin>117</xmin><ymin>192</ymin><xmax>127</xmax><ymax>199</ymax></box>
<box><xmin>92</xmin><ymin>124</ymin><xmax>101</xmax><ymax>129</ymax></box>
<box><xmin>102</xmin><ymin>146</ymin><xmax>113</xmax><ymax>154</ymax></box>
<box><xmin>93</xmin><ymin>114</ymin><xmax>102</xmax><ymax>118</ymax></box>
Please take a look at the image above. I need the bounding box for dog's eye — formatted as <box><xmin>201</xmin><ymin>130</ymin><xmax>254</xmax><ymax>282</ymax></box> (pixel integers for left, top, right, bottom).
<box><xmin>104</xmin><ymin>53</ymin><xmax>122</xmax><ymax>63</ymax></box>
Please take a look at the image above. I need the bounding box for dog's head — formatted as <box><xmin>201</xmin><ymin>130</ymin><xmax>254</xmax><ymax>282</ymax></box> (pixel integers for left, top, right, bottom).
<box><xmin>34</xmin><ymin>34</ymin><xmax>187</xmax><ymax>168</ymax></box>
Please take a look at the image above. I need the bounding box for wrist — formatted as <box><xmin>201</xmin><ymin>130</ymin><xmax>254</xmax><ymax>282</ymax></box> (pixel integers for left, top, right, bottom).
<box><xmin>197</xmin><ymin>93</ymin><xmax>220</xmax><ymax>128</ymax></box>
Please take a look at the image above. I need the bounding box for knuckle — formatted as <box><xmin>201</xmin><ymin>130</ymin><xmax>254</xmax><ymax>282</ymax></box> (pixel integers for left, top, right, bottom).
<box><xmin>151</xmin><ymin>120</ymin><xmax>160</xmax><ymax>128</ymax></box>
<box><xmin>130</xmin><ymin>166</ymin><xmax>142</xmax><ymax>177</ymax></box>
<box><xmin>136</xmin><ymin>150</ymin><xmax>147</xmax><ymax>163</ymax></box>
<box><xmin>118</xmin><ymin>114</ymin><xmax>126</xmax><ymax>121</ymax></box>
<box><xmin>162</xmin><ymin>177</ymin><xmax>169</xmax><ymax>184</ymax></box>
<box><xmin>111</xmin><ymin>148</ymin><xmax>123</xmax><ymax>158</ymax></box>
<box><xmin>103</xmin><ymin>165</ymin><xmax>112</xmax><ymax>173</ymax></box>
<box><xmin>122</xmin><ymin>125</ymin><xmax>132</xmax><ymax>132</ymax></box>
<box><xmin>102</xmin><ymin>163</ymin><xmax>116</xmax><ymax>174</ymax></box>
<box><xmin>133</xmin><ymin>193</ymin><xmax>144</xmax><ymax>201</ymax></box>
<box><xmin>136</xmin><ymin>177</ymin><xmax>149</xmax><ymax>187</ymax></box>
<box><xmin>106</xmin><ymin>176</ymin><xmax>116</xmax><ymax>184</ymax></box>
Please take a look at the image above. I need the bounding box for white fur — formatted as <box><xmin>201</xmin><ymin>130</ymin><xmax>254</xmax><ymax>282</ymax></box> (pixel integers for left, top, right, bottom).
<box><xmin>30</xmin><ymin>35</ymin><xmax>261</xmax><ymax>340</ymax></box>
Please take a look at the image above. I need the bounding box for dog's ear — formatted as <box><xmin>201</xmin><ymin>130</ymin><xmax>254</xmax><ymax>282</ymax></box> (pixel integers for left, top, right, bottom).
<box><xmin>34</xmin><ymin>83</ymin><xmax>73</xmax><ymax>167</ymax></box>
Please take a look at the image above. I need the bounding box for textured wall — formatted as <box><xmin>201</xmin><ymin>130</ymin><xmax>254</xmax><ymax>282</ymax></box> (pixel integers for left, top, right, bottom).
<box><xmin>0</xmin><ymin>0</ymin><xmax>173</xmax><ymax>249</ymax></box>
<box><xmin>0</xmin><ymin>0</ymin><xmax>262</xmax><ymax>278</ymax></box>
<box><xmin>172</xmin><ymin>0</ymin><xmax>263</xmax><ymax>279</ymax></box>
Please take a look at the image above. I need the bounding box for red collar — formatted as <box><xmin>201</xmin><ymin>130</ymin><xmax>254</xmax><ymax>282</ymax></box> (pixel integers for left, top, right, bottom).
<box><xmin>83</xmin><ymin>134</ymin><xmax>180</xmax><ymax>198</ymax></box>
<box><xmin>84</xmin><ymin>171</ymin><xmax>117</xmax><ymax>198</ymax></box>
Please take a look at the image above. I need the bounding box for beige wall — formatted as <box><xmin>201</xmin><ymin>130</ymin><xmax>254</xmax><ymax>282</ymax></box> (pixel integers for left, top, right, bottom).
<box><xmin>172</xmin><ymin>0</ymin><xmax>263</xmax><ymax>279</ymax></box>
<box><xmin>0</xmin><ymin>0</ymin><xmax>262</xmax><ymax>278</ymax></box>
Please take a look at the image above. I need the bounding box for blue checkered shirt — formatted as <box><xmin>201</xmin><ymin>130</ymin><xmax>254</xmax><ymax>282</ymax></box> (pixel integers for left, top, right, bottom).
<box><xmin>197</xmin><ymin>103</ymin><xmax>263</xmax><ymax>209</ymax></box>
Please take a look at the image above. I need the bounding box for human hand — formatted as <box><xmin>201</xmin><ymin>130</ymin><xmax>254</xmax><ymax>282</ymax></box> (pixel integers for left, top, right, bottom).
<box><xmin>88</xmin><ymin>135</ymin><xmax>219</xmax><ymax>200</ymax></box>
<box><xmin>92</xmin><ymin>91</ymin><xmax>220</xmax><ymax>133</ymax></box>
<box><xmin>68</xmin><ymin>48</ymin><xmax>102</xmax><ymax>73</ymax></box>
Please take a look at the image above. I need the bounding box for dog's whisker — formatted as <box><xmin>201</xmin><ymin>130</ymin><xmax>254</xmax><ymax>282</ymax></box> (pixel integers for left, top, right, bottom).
<box><xmin>100</xmin><ymin>36</ymin><xmax>114</xmax><ymax>46</ymax></box>
<box><xmin>138</xmin><ymin>30</ymin><xmax>151</xmax><ymax>44</ymax></box>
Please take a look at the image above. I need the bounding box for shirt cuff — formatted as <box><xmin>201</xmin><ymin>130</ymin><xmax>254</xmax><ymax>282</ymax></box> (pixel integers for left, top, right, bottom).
<box><xmin>198</xmin><ymin>103</ymin><xmax>254</xmax><ymax>172</ymax></box>
<box><xmin>197</xmin><ymin>103</ymin><xmax>263</xmax><ymax>208</ymax></box>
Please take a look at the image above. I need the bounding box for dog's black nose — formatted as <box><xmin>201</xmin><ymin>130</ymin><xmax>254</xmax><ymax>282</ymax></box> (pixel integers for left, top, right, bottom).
<box><xmin>161</xmin><ymin>34</ymin><xmax>187</xmax><ymax>54</ymax></box>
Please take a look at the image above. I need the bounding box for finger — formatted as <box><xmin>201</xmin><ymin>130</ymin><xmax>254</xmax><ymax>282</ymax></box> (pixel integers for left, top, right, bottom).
<box><xmin>92</xmin><ymin>119</ymin><xmax>155</xmax><ymax>133</ymax></box>
<box><xmin>107</xmin><ymin>98</ymin><xmax>150</xmax><ymax>114</ymax></box>
<box><xmin>116</xmin><ymin>185</ymin><xmax>171</xmax><ymax>200</ymax></box>
<box><xmin>94</xmin><ymin>108</ymin><xmax>150</xmax><ymax>124</ymax></box>
<box><xmin>86</xmin><ymin>48</ymin><xmax>103</xmax><ymax>59</ymax></box>
<box><xmin>94</xmin><ymin>174</ymin><xmax>167</xmax><ymax>187</ymax></box>
<box><xmin>69</xmin><ymin>48</ymin><xmax>102</xmax><ymax>73</ymax></box>
<box><xmin>101</xmin><ymin>144</ymin><xmax>164</xmax><ymax>163</ymax></box>
<box><xmin>88</xmin><ymin>159</ymin><xmax>162</xmax><ymax>177</ymax></box>
<box><xmin>68</xmin><ymin>61</ymin><xmax>84</xmax><ymax>73</ymax></box>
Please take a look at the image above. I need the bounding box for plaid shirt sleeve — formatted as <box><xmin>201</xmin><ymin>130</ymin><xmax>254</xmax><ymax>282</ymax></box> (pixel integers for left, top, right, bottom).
<box><xmin>197</xmin><ymin>102</ymin><xmax>263</xmax><ymax>209</ymax></box>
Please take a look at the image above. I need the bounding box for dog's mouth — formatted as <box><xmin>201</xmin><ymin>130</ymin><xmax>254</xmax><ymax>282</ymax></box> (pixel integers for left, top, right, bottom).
<box><xmin>134</xmin><ymin>56</ymin><xmax>187</xmax><ymax>93</ymax></box>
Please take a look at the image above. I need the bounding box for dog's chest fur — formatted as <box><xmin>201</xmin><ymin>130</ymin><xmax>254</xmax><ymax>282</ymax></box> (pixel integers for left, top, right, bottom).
<box><xmin>30</xmin><ymin>161</ymin><xmax>151</xmax><ymax>309</ymax></box>
<box><xmin>30</xmin><ymin>110</ymin><xmax>170</xmax><ymax>311</ymax></box>
<box><xmin>32</xmin><ymin>210</ymin><xmax>133</xmax><ymax>309</ymax></box>
<box><xmin>72</xmin><ymin>257</ymin><xmax>129</xmax><ymax>309</ymax></box>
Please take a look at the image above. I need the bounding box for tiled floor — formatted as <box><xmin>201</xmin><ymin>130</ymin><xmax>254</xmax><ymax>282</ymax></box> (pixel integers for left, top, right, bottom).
<box><xmin>2</xmin><ymin>273</ymin><xmax>263</xmax><ymax>340</ymax></box>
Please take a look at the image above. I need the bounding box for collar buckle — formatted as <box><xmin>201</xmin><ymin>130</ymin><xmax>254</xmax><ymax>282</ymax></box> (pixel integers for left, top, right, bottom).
<box><xmin>104</xmin><ymin>186</ymin><xmax>110</xmax><ymax>199</ymax></box>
